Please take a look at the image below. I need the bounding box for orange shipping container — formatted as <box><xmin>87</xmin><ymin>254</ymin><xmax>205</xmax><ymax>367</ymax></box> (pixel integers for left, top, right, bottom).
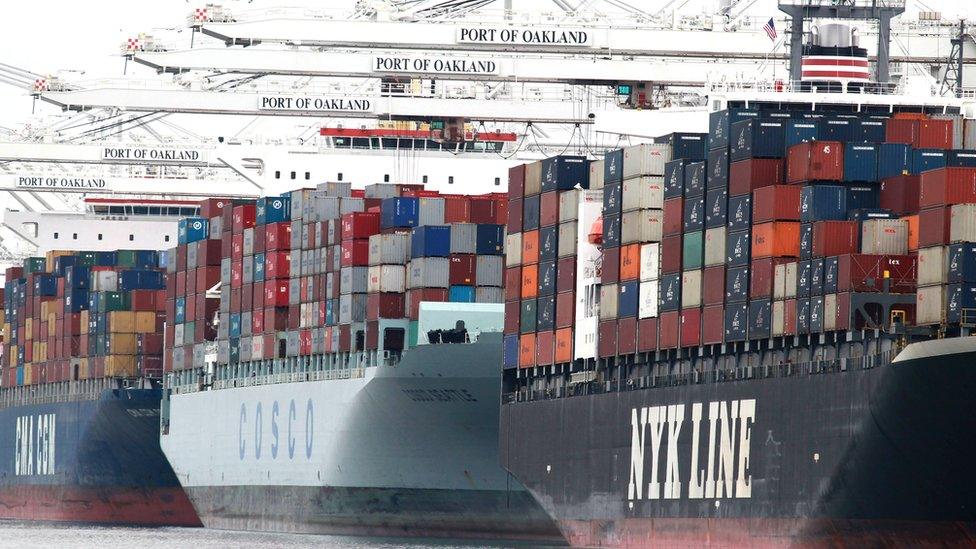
<box><xmin>521</xmin><ymin>230</ymin><xmax>540</xmax><ymax>264</ymax></box>
<box><xmin>905</xmin><ymin>214</ymin><xmax>919</xmax><ymax>251</ymax></box>
<box><xmin>619</xmin><ymin>244</ymin><xmax>641</xmax><ymax>281</ymax></box>
<box><xmin>751</xmin><ymin>222</ymin><xmax>800</xmax><ymax>259</ymax></box>
<box><xmin>519</xmin><ymin>334</ymin><xmax>536</xmax><ymax>368</ymax></box>
<box><xmin>555</xmin><ymin>328</ymin><xmax>573</xmax><ymax>363</ymax></box>
<box><xmin>521</xmin><ymin>264</ymin><xmax>539</xmax><ymax>298</ymax></box>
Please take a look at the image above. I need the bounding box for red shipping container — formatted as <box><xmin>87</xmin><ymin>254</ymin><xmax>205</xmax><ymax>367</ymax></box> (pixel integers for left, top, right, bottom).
<box><xmin>917</xmin><ymin>118</ymin><xmax>953</xmax><ymax>150</ymax></box>
<box><xmin>228</xmin><ymin>287</ymin><xmax>240</xmax><ymax>313</ymax></box>
<box><xmin>366</xmin><ymin>293</ymin><xmax>406</xmax><ymax>320</ymax></box>
<box><xmin>407</xmin><ymin>288</ymin><xmax>449</xmax><ymax>319</ymax></box>
<box><xmin>230</xmin><ymin>262</ymin><xmax>242</xmax><ymax>289</ymax></box>
<box><xmin>508</xmin><ymin>198</ymin><xmax>523</xmax><ymax>233</ymax></box>
<box><xmin>186</xmin><ymin>270</ymin><xmax>198</xmax><ymax>294</ymax></box>
<box><xmin>509</xmin><ymin>165</ymin><xmax>526</xmax><ymax>199</ymax></box>
<box><xmin>444</xmin><ymin>196</ymin><xmax>471</xmax><ymax>223</ymax></box>
<box><xmin>555</xmin><ymin>291</ymin><xmax>575</xmax><ymax>328</ymax></box>
<box><xmin>637</xmin><ymin>317</ymin><xmax>658</xmax><ymax>352</ymax></box>
<box><xmin>470</xmin><ymin>197</ymin><xmax>500</xmax><ymax>224</ymax></box>
<box><xmin>556</xmin><ymin>256</ymin><xmax>576</xmax><ymax>292</ymax></box>
<box><xmin>505</xmin><ymin>267</ymin><xmax>521</xmax><ymax>302</ymax></box>
<box><xmin>251</xmin><ymin>310</ymin><xmax>265</xmax><ymax>334</ymax></box>
<box><xmin>504</xmin><ymin>301</ymin><xmax>520</xmax><ymax>335</ymax></box>
<box><xmin>196</xmin><ymin>239</ymin><xmax>223</xmax><ymax>266</ymax></box>
<box><xmin>660</xmin><ymin>235</ymin><xmax>682</xmax><ymax>275</ymax></box>
<box><xmin>702</xmin><ymin>305</ymin><xmax>724</xmax><ymax>345</ymax></box>
<box><xmin>885</xmin><ymin>118</ymin><xmax>919</xmax><ymax>145</ymax></box>
<box><xmin>287</xmin><ymin>306</ymin><xmax>301</xmax><ymax>330</ymax></box>
<box><xmin>680</xmin><ymin>308</ymin><xmax>702</xmax><ymax>347</ymax></box>
<box><xmin>341</xmin><ymin>239</ymin><xmax>370</xmax><ymax>267</ymax></box>
<box><xmin>703</xmin><ymin>265</ymin><xmax>725</xmax><ymax>306</ymax></box>
<box><xmin>199</xmin><ymin>198</ymin><xmax>233</xmax><ymax>220</ymax></box>
<box><xmin>241</xmin><ymin>283</ymin><xmax>253</xmax><ymax>312</ymax></box>
<box><xmin>658</xmin><ymin>310</ymin><xmax>679</xmax><ymax>349</ymax></box>
<box><xmin>752</xmin><ymin>185</ymin><xmax>801</xmax><ymax>223</ymax></box>
<box><xmin>618</xmin><ymin>317</ymin><xmax>637</xmax><ymax>355</ymax></box>
<box><xmin>536</xmin><ymin>331</ymin><xmax>555</xmax><ymax>366</ymax></box>
<box><xmin>784</xmin><ymin>298</ymin><xmax>797</xmax><ymax>335</ymax></box>
<box><xmin>729</xmin><ymin>158</ymin><xmax>784</xmax><ymax>196</ymax></box>
<box><xmin>264</xmin><ymin>251</ymin><xmax>291</xmax><ymax>279</ymax></box>
<box><xmin>220</xmin><ymin>235</ymin><xmax>232</xmax><ymax>261</ymax></box>
<box><xmin>786</xmin><ymin>141</ymin><xmax>844</xmax><ymax>183</ymax></box>
<box><xmin>663</xmin><ymin>197</ymin><xmax>684</xmax><ymax>236</ymax></box>
<box><xmin>232</xmin><ymin>204</ymin><xmax>256</xmax><ymax>233</ymax></box>
<box><xmin>837</xmin><ymin>254</ymin><xmax>916</xmax><ymax>294</ymax></box>
<box><xmin>602</xmin><ymin>246</ymin><xmax>620</xmax><ymax>283</ymax></box>
<box><xmin>519</xmin><ymin>333</ymin><xmax>536</xmax><ymax>368</ymax></box>
<box><xmin>539</xmin><ymin>192</ymin><xmax>559</xmax><ymax>227</ymax></box>
<box><xmin>130</xmin><ymin>290</ymin><xmax>157</xmax><ymax>311</ymax></box>
<box><xmin>880</xmin><ymin>176</ymin><xmax>920</xmax><ymax>215</ymax></box>
<box><xmin>341</xmin><ymin>212</ymin><xmax>380</xmax><ymax>239</ymax></box>
<box><xmin>449</xmin><ymin>254</ymin><xmax>477</xmax><ymax>285</ymax></box>
<box><xmin>598</xmin><ymin>320</ymin><xmax>618</xmax><ymax>359</ymax></box>
<box><xmin>264</xmin><ymin>280</ymin><xmax>289</xmax><ymax>307</ymax></box>
<box><xmin>196</xmin><ymin>266</ymin><xmax>220</xmax><ymax>293</ymax></box>
<box><xmin>918</xmin><ymin>167</ymin><xmax>976</xmax><ymax>208</ymax></box>
<box><xmin>750</xmin><ymin>257</ymin><xmax>791</xmax><ymax>299</ymax></box>
<box><xmin>812</xmin><ymin>221</ymin><xmax>859</xmax><ymax>258</ymax></box>
<box><xmin>252</xmin><ymin>281</ymin><xmax>265</xmax><ymax>309</ymax></box>
<box><xmin>917</xmin><ymin>206</ymin><xmax>951</xmax><ymax>247</ymax></box>
<box><xmin>265</xmin><ymin>222</ymin><xmax>292</xmax><ymax>251</ymax></box>
<box><xmin>231</xmin><ymin>233</ymin><xmax>244</xmax><ymax>262</ymax></box>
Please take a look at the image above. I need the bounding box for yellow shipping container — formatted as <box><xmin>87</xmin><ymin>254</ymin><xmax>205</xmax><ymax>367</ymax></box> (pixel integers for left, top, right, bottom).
<box><xmin>108</xmin><ymin>311</ymin><xmax>135</xmax><ymax>333</ymax></box>
<box><xmin>23</xmin><ymin>363</ymin><xmax>32</xmax><ymax>385</ymax></box>
<box><xmin>108</xmin><ymin>333</ymin><xmax>137</xmax><ymax>355</ymax></box>
<box><xmin>134</xmin><ymin>311</ymin><xmax>157</xmax><ymax>333</ymax></box>
<box><xmin>24</xmin><ymin>319</ymin><xmax>32</xmax><ymax>340</ymax></box>
<box><xmin>48</xmin><ymin>313</ymin><xmax>56</xmax><ymax>329</ymax></box>
<box><xmin>104</xmin><ymin>355</ymin><xmax>137</xmax><ymax>377</ymax></box>
<box><xmin>79</xmin><ymin>310</ymin><xmax>89</xmax><ymax>333</ymax></box>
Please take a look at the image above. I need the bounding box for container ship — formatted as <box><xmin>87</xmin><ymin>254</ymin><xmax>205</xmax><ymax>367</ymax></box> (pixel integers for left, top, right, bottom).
<box><xmin>159</xmin><ymin>188</ymin><xmax>560</xmax><ymax>540</ymax></box>
<box><xmin>0</xmin><ymin>240</ymin><xmax>199</xmax><ymax>525</ymax></box>
<box><xmin>498</xmin><ymin>18</ymin><xmax>976</xmax><ymax>549</ymax></box>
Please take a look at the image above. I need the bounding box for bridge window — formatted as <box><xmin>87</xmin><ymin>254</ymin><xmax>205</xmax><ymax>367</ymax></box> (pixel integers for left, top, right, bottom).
<box><xmin>449</xmin><ymin>176</ymin><xmax>454</xmax><ymax>185</ymax></box>
<box><xmin>92</xmin><ymin>205</ymin><xmax>109</xmax><ymax>215</ymax></box>
<box><xmin>180</xmin><ymin>207</ymin><xmax>197</xmax><ymax>216</ymax></box>
<box><xmin>133</xmin><ymin>206</ymin><xmax>149</xmax><ymax>215</ymax></box>
<box><xmin>149</xmin><ymin>206</ymin><xmax>161</xmax><ymax>215</ymax></box>
<box><xmin>422</xmin><ymin>175</ymin><xmax>428</xmax><ymax>184</ymax></box>
<box><xmin>109</xmin><ymin>206</ymin><xmax>125</xmax><ymax>215</ymax></box>
<box><xmin>165</xmin><ymin>235</ymin><xmax>170</xmax><ymax>242</ymax></box>
<box><xmin>290</xmin><ymin>171</ymin><xmax>296</xmax><ymax>180</ymax></box>
<box><xmin>351</xmin><ymin>138</ymin><xmax>370</xmax><ymax>149</ymax></box>
<box><xmin>275</xmin><ymin>170</ymin><xmax>281</xmax><ymax>179</ymax></box>
<box><xmin>383</xmin><ymin>174</ymin><xmax>390</xmax><ymax>183</ymax></box>
<box><xmin>305</xmin><ymin>171</ymin><xmax>310</xmax><ymax>180</ymax></box>
<box><xmin>53</xmin><ymin>232</ymin><xmax>58</xmax><ymax>240</ymax></box>
<box><xmin>72</xmin><ymin>233</ymin><xmax>78</xmax><ymax>240</ymax></box>
<box><xmin>381</xmin><ymin>138</ymin><xmax>397</xmax><ymax>149</ymax></box>
<box><xmin>129</xmin><ymin>235</ymin><xmax>135</xmax><ymax>241</ymax></box>
<box><xmin>98</xmin><ymin>234</ymin><xmax>103</xmax><ymax>241</ymax></box>
<box><xmin>337</xmin><ymin>173</ymin><xmax>343</xmax><ymax>181</ymax></box>
<box><xmin>495</xmin><ymin>177</ymin><xmax>501</xmax><ymax>186</ymax></box>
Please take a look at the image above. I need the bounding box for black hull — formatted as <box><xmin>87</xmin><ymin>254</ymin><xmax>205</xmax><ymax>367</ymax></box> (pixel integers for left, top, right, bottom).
<box><xmin>500</xmin><ymin>338</ymin><xmax>976</xmax><ymax>547</ymax></box>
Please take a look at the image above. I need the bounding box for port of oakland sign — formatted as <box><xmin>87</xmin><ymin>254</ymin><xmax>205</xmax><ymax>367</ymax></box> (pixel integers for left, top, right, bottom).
<box><xmin>456</xmin><ymin>26</ymin><xmax>591</xmax><ymax>47</ymax></box>
<box><xmin>373</xmin><ymin>55</ymin><xmax>498</xmax><ymax>76</ymax></box>
<box><xmin>101</xmin><ymin>146</ymin><xmax>208</xmax><ymax>163</ymax></box>
<box><xmin>257</xmin><ymin>95</ymin><xmax>373</xmax><ymax>114</ymax></box>
<box><xmin>628</xmin><ymin>399</ymin><xmax>756</xmax><ymax>503</ymax></box>
<box><xmin>8</xmin><ymin>175</ymin><xmax>110</xmax><ymax>190</ymax></box>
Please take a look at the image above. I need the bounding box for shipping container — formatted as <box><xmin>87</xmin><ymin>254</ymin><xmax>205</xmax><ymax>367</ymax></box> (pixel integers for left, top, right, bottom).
<box><xmin>664</xmin><ymin>160</ymin><xmax>687</xmax><ymax>199</ymax></box>
<box><xmin>947</xmin><ymin>149</ymin><xmax>976</xmax><ymax>168</ymax></box>
<box><xmin>813</xmin><ymin>221</ymin><xmax>859</xmax><ymax>257</ymax></box>
<box><xmin>726</xmin><ymin>265</ymin><xmax>750</xmax><ymax>303</ymax></box>
<box><xmin>640</xmin><ymin>243</ymin><xmax>660</xmax><ymax>282</ymax></box>
<box><xmin>681</xmin><ymin>269</ymin><xmax>702</xmax><ymax>309</ymax></box>
<box><xmin>682</xmin><ymin>196</ymin><xmax>705</xmax><ymax>232</ymax></box>
<box><xmin>946</xmin><ymin>283</ymin><xmax>976</xmax><ymax>323</ymax></box>
<box><xmin>949</xmin><ymin>203</ymin><xmax>976</xmax><ymax>243</ymax></box>
<box><xmin>919</xmin><ymin>167</ymin><xmax>976</xmax><ymax>208</ymax></box>
<box><xmin>914</xmin><ymin>149</ymin><xmax>947</xmax><ymax>174</ymax></box>
<box><xmin>658</xmin><ymin>311</ymin><xmax>679</xmax><ymax>349</ymax></box>
<box><xmin>706</xmin><ymin>147</ymin><xmax>730</xmax><ymax>190</ymax></box>
<box><xmin>603</xmin><ymin>182</ymin><xmax>622</xmax><ymax>215</ymax></box>
<box><xmin>638</xmin><ymin>280</ymin><xmax>659</xmax><ymax>319</ymax></box>
<box><xmin>679</xmin><ymin>308</ymin><xmax>702</xmax><ymax>348</ymax></box>
<box><xmin>947</xmin><ymin>243</ymin><xmax>976</xmax><ymax>283</ymax></box>
<box><xmin>915</xmin><ymin>284</ymin><xmax>944</xmax><ymax>325</ymax></box>
<box><xmin>729</xmin><ymin>158</ymin><xmax>784</xmax><ymax>196</ymax></box>
<box><xmin>918</xmin><ymin>206</ymin><xmax>951</xmax><ymax>247</ymax></box>
<box><xmin>800</xmin><ymin>185</ymin><xmax>847</xmax><ymax>222</ymax></box>
<box><xmin>878</xmin><ymin>143</ymin><xmax>913</xmax><ymax>179</ymax></box>
<box><xmin>684</xmin><ymin>162</ymin><xmax>706</xmax><ymax>197</ymax></box>
<box><xmin>917</xmin><ymin>246</ymin><xmax>946</xmax><ymax>286</ymax></box>
<box><xmin>787</xmin><ymin>141</ymin><xmax>844</xmax><ymax>183</ymax></box>
<box><xmin>658</xmin><ymin>273</ymin><xmax>681</xmax><ymax>312</ymax></box>
<box><xmin>542</xmin><ymin>156</ymin><xmax>589</xmax><ymax>192</ymax></box>
<box><xmin>786</xmin><ymin>120</ymin><xmax>820</xmax><ymax>148</ymax></box>
<box><xmin>730</xmin><ymin>119</ymin><xmax>786</xmax><ymax>161</ymax></box>
<box><xmin>703</xmin><ymin>265</ymin><xmax>726</xmax><ymax>305</ymax></box>
<box><xmin>726</xmin><ymin>229</ymin><xmax>751</xmax><ymax>267</ymax></box>
<box><xmin>837</xmin><ymin>254</ymin><xmax>917</xmax><ymax>294</ymax></box>
<box><xmin>589</xmin><ymin>159</ymin><xmax>606</xmax><ymax>190</ymax></box>
<box><xmin>621</xmin><ymin>209</ymin><xmax>664</xmax><ymax>244</ymax></box>
<box><xmin>708</xmin><ymin>108</ymin><xmax>759</xmax><ymax>151</ymax></box>
<box><xmin>844</xmin><ymin>142</ymin><xmax>879</xmax><ymax>182</ymax></box>
<box><xmin>724</xmin><ymin>302</ymin><xmax>748</xmax><ymax>342</ymax></box>
<box><xmin>751</xmin><ymin>222</ymin><xmax>800</xmax><ymax>259</ymax></box>
<box><xmin>621</xmin><ymin>176</ymin><xmax>665</xmax><ymax>211</ymax></box>
<box><xmin>703</xmin><ymin>226</ymin><xmax>726</xmax><ymax>267</ymax></box>
<box><xmin>662</xmin><ymin>197</ymin><xmax>684</xmax><ymax>237</ymax></box>
<box><xmin>879</xmin><ymin>176</ymin><xmax>920</xmax><ymax>215</ymax></box>
<box><xmin>727</xmin><ymin>194</ymin><xmax>751</xmax><ymax>231</ymax></box>
<box><xmin>656</xmin><ymin>132</ymin><xmax>706</xmax><ymax>162</ymax></box>
<box><xmin>861</xmin><ymin>219</ymin><xmax>909</xmax><ymax>255</ymax></box>
<box><xmin>622</xmin><ymin>143</ymin><xmax>671</xmax><ymax>179</ymax></box>
<box><xmin>683</xmin><ymin>231</ymin><xmax>704</xmax><ymax>271</ymax></box>
<box><xmin>705</xmin><ymin>188</ymin><xmax>728</xmax><ymax>229</ymax></box>
<box><xmin>753</xmin><ymin>185</ymin><xmax>801</xmax><ymax>223</ymax></box>
<box><xmin>523</xmin><ymin>194</ymin><xmax>541</xmax><ymax>231</ymax></box>
<box><xmin>558</xmin><ymin>189</ymin><xmax>582</xmax><ymax>222</ymax></box>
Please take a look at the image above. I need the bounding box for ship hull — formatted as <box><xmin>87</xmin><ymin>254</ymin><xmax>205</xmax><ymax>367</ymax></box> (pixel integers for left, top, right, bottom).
<box><xmin>163</xmin><ymin>334</ymin><xmax>560</xmax><ymax>541</ymax></box>
<box><xmin>0</xmin><ymin>387</ymin><xmax>199</xmax><ymax>526</ymax></box>
<box><xmin>500</xmin><ymin>338</ymin><xmax>976</xmax><ymax>547</ymax></box>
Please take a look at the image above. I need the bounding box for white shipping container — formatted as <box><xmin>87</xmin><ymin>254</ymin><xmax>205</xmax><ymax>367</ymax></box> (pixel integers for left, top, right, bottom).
<box><xmin>621</xmin><ymin>176</ymin><xmax>665</xmax><ymax>211</ymax></box>
<box><xmin>704</xmin><ymin>227</ymin><xmax>726</xmax><ymax>267</ymax></box>
<box><xmin>774</xmin><ymin>263</ymin><xmax>787</xmax><ymax>300</ymax></box>
<box><xmin>475</xmin><ymin>255</ymin><xmax>503</xmax><ymax>287</ymax></box>
<box><xmin>339</xmin><ymin>293</ymin><xmax>368</xmax><ymax>324</ymax></box>
<box><xmin>621</xmin><ymin>209</ymin><xmax>664</xmax><ymax>244</ymax></box>
<box><xmin>364</xmin><ymin>183</ymin><xmax>399</xmax><ymax>199</ymax></box>
<box><xmin>367</xmin><ymin>265</ymin><xmax>406</xmax><ymax>293</ymax></box>
<box><xmin>316</xmin><ymin>181</ymin><xmax>352</xmax><ymax>197</ymax></box>
<box><xmin>368</xmin><ymin>233</ymin><xmax>410</xmax><ymax>266</ymax></box>
<box><xmin>339</xmin><ymin>197</ymin><xmax>366</xmax><ymax>215</ymax></box>
<box><xmin>418</xmin><ymin>198</ymin><xmax>446</xmax><ymax>226</ymax></box>
<box><xmin>681</xmin><ymin>270</ymin><xmax>702</xmax><ymax>309</ymax></box>
<box><xmin>558</xmin><ymin>222</ymin><xmax>578</xmax><ymax>258</ymax></box>
<box><xmin>640</xmin><ymin>243</ymin><xmax>660</xmax><ymax>282</ymax></box>
<box><xmin>784</xmin><ymin>262</ymin><xmax>798</xmax><ymax>299</ymax></box>
<box><xmin>525</xmin><ymin>161</ymin><xmax>543</xmax><ymax>195</ymax></box>
<box><xmin>917</xmin><ymin>246</ymin><xmax>946</xmax><ymax>286</ymax></box>
<box><xmin>622</xmin><ymin>143</ymin><xmax>671</xmax><ymax>179</ymax></box>
<box><xmin>916</xmin><ymin>285</ymin><xmax>944</xmax><ymax>325</ymax></box>
<box><xmin>639</xmin><ymin>280</ymin><xmax>659</xmax><ymax>319</ymax></box>
<box><xmin>600</xmin><ymin>283</ymin><xmax>619</xmax><ymax>319</ymax></box>
<box><xmin>950</xmin><ymin>204</ymin><xmax>976</xmax><ymax>243</ymax></box>
<box><xmin>92</xmin><ymin>271</ymin><xmax>118</xmax><ymax>292</ymax></box>
<box><xmin>475</xmin><ymin>286</ymin><xmax>504</xmax><ymax>303</ymax></box>
<box><xmin>772</xmin><ymin>300</ymin><xmax>785</xmax><ymax>336</ymax></box>
<box><xmin>340</xmin><ymin>266</ymin><xmax>369</xmax><ymax>294</ymax></box>
<box><xmin>307</xmin><ymin>196</ymin><xmax>340</xmax><ymax>221</ymax></box>
<box><xmin>574</xmin><ymin>192</ymin><xmax>603</xmax><ymax>361</ymax></box>
<box><xmin>823</xmin><ymin>293</ymin><xmax>837</xmax><ymax>331</ymax></box>
<box><xmin>242</xmin><ymin>228</ymin><xmax>254</xmax><ymax>256</ymax></box>
<box><xmin>449</xmin><ymin>223</ymin><xmax>477</xmax><ymax>254</ymax></box>
<box><xmin>589</xmin><ymin>160</ymin><xmax>605</xmax><ymax>190</ymax></box>
<box><xmin>506</xmin><ymin>233</ymin><xmax>523</xmax><ymax>267</ymax></box>
<box><xmin>408</xmin><ymin>257</ymin><xmax>450</xmax><ymax>288</ymax></box>
<box><xmin>966</xmin><ymin>119</ymin><xmax>976</xmax><ymax>151</ymax></box>
<box><xmin>861</xmin><ymin>219</ymin><xmax>908</xmax><ymax>255</ymax></box>
<box><xmin>559</xmin><ymin>189</ymin><xmax>582</xmax><ymax>223</ymax></box>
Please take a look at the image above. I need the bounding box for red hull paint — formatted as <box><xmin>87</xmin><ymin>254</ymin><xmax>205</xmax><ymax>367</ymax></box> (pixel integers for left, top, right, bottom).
<box><xmin>557</xmin><ymin>518</ymin><xmax>976</xmax><ymax>548</ymax></box>
<box><xmin>0</xmin><ymin>486</ymin><xmax>201</xmax><ymax>527</ymax></box>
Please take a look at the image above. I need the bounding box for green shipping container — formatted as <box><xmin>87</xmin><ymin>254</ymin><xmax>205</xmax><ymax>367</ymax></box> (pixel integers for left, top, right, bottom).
<box><xmin>77</xmin><ymin>251</ymin><xmax>97</xmax><ymax>267</ymax></box>
<box><xmin>408</xmin><ymin>321</ymin><xmax>419</xmax><ymax>347</ymax></box>
<box><xmin>99</xmin><ymin>291</ymin><xmax>130</xmax><ymax>312</ymax></box>
<box><xmin>520</xmin><ymin>299</ymin><xmax>538</xmax><ymax>334</ymax></box>
<box><xmin>229</xmin><ymin>337</ymin><xmax>240</xmax><ymax>365</ymax></box>
<box><xmin>23</xmin><ymin>257</ymin><xmax>45</xmax><ymax>273</ymax></box>
<box><xmin>184</xmin><ymin>321</ymin><xmax>196</xmax><ymax>346</ymax></box>
<box><xmin>682</xmin><ymin>231</ymin><xmax>704</xmax><ymax>271</ymax></box>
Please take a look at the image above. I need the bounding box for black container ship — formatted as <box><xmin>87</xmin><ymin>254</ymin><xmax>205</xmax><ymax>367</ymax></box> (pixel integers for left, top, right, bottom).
<box><xmin>498</xmin><ymin>14</ymin><xmax>976</xmax><ymax>547</ymax></box>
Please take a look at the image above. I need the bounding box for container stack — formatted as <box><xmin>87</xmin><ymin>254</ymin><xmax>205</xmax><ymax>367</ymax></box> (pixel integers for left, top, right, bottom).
<box><xmin>3</xmin><ymin>249</ymin><xmax>166</xmax><ymax>386</ymax></box>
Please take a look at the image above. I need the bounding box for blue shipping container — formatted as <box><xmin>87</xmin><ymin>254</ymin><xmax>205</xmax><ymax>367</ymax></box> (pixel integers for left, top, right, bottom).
<box><xmin>135</xmin><ymin>250</ymin><xmax>158</xmax><ymax>269</ymax></box>
<box><xmin>800</xmin><ymin>222</ymin><xmax>813</xmax><ymax>260</ymax></box>
<box><xmin>33</xmin><ymin>275</ymin><xmax>57</xmax><ymax>297</ymax></box>
<box><xmin>659</xmin><ymin>273</ymin><xmax>681</xmax><ymax>312</ymax></box>
<box><xmin>785</xmin><ymin>120</ymin><xmax>820</xmax><ymax>148</ymax></box>
<box><xmin>256</xmin><ymin>196</ymin><xmax>291</xmax><ymax>225</ymax></box>
<box><xmin>537</xmin><ymin>261</ymin><xmax>557</xmax><ymax>296</ymax></box>
<box><xmin>727</xmin><ymin>194</ymin><xmax>752</xmax><ymax>231</ymax></box>
<box><xmin>878</xmin><ymin>143</ymin><xmax>913</xmax><ymax>179</ymax></box>
<box><xmin>705</xmin><ymin>188</ymin><xmax>728</xmax><ymax>229</ymax></box>
<box><xmin>618</xmin><ymin>280</ymin><xmax>639</xmax><ymax>317</ymax></box>
<box><xmin>230</xmin><ymin>314</ymin><xmax>241</xmax><ymax>338</ymax></box>
<box><xmin>684</xmin><ymin>161</ymin><xmax>706</xmax><ymax>197</ymax></box>
<box><xmin>380</xmin><ymin>197</ymin><xmax>420</xmax><ymax>229</ymax></box>
<box><xmin>178</xmin><ymin>218</ymin><xmax>209</xmax><ymax>245</ymax></box>
<box><xmin>730</xmin><ymin>119</ymin><xmax>787</xmax><ymax>161</ymax></box>
<box><xmin>658</xmin><ymin>132</ymin><xmax>706</xmax><ymax>161</ymax></box>
<box><xmin>797</xmin><ymin>260</ymin><xmax>812</xmax><ymax>298</ymax></box>
<box><xmin>523</xmin><ymin>194</ymin><xmax>541</xmax><ymax>230</ymax></box>
<box><xmin>819</xmin><ymin>117</ymin><xmax>854</xmax><ymax>142</ymax></box>
<box><xmin>947</xmin><ymin>149</ymin><xmax>976</xmax><ymax>168</ymax></box>
<box><xmin>844</xmin><ymin>142</ymin><xmax>879</xmax><ymax>182</ymax></box>
<box><xmin>796</xmin><ymin>298</ymin><xmax>811</xmax><ymax>333</ymax></box>
<box><xmin>724</xmin><ymin>302</ymin><xmax>748</xmax><ymax>342</ymax></box>
<box><xmin>602</xmin><ymin>182</ymin><xmax>622</xmax><ymax>215</ymax></box>
<box><xmin>64</xmin><ymin>265</ymin><xmax>90</xmax><ymax>289</ymax></box>
<box><xmin>411</xmin><ymin>225</ymin><xmax>451</xmax><ymax>258</ymax></box>
<box><xmin>664</xmin><ymin>159</ymin><xmax>687</xmax><ymax>199</ymax></box>
<box><xmin>54</xmin><ymin>254</ymin><xmax>78</xmax><ymax>275</ymax></box>
<box><xmin>95</xmin><ymin>251</ymin><xmax>118</xmax><ymax>267</ymax></box>
<box><xmin>947</xmin><ymin>243</ymin><xmax>976</xmax><ymax>283</ymax></box>
<box><xmin>476</xmin><ymin>224</ymin><xmax>505</xmax><ymax>255</ymax></box>
<box><xmin>748</xmin><ymin>299</ymin><xmax>771</xmax><ymax>339</ymax></box>
<box><xmin>708</xmin><ymin>108</ymin><xmax>760</xmax><ymax>151</ymax></box>
<box><xmin>800</xmin><ymin>185</ymin><xmax>846</xmax><ymax>222</ymax></box>
<box><xmin>503</xmin><ymin>334</ymin><xmax>519</xmax><ymax>369</ymax></box>
<box><xmin>253</xmin><ymin>253</ymin><xmax>265</xmax><ymax>281</ymax></box>
<box><xmin>853</xmin><ymin>118</ymin><xmax>887</xmax><ymax>143</ymax></box>
<box><xmin>810</xmin><ymin>258</ymin><xmax>825</xmax><ymax>295</ymax></box>
<box><xmin>845</xmin><ymin>185</ymin><xmax>880</xmax><ymax>213</ymax></box>
<box><xmin>824</xmin><ymin>257</ymin><xmax>839</xmax><ymax>294</ymax></box>
<box><xmin>602</xmin><ymin>215</ymin><xmax>621</xmax><ymax>248</ymax></box>
<box><xmin>726</xmin><ymin>229</ymin><xmax>751</xmax><ymax>267</ymax></box>
<box><xmin>175</xmin><ymin>297</ymin><xmax>186</xmax><ymax>324</ymax></box>
<box><xmin>64</xmin><ymin>289</ymin><xmax>88</xmax><ymax>313</ymax></box>
<box><xmin>538</xmin><ymin>225</ymin><xmax>558</xmax><ymax>263</ymax></box>
<box><xmin>542</xmin><ymin>155</ymin><xmax>589</xmax><ymax>192</ymax></box>
<box><xmin>946</xmin><ymin>284</ymin><xmax>976</xmax><ymax>323</ymax></box>
<box><xmin>809</xmin><ymin>296</ymin><xmax>824</xmax><ymax>332</ymax></box>
<box><xmin>683</xmin><ymin>197</ymin><xmax>705</xmax><ymax>232</ymax></box>
<box><xmin>604</xmin><ymin>148</ymin><xmax>624</xmax><ymax>184</ymax></box>
<box><xmin>707</xmin><ymin>147</ymin><xmax>730</xmax><ymax>190</ymax></box>
<box><xmin>449</xmin><ymin>285</ymin><xmax>476</xmax><ymax>303</ymax></box>
<box><xmin>536</xmin><ymin>295</ymin><xmax>555</xmax><ymax>330</ymax></box>
<box><xmin>726</xmin><ymin>265</ymin><xmax>750</xmax><ymax>303</ymax></box>
<box><xmin>914</xmin><ymin>149</ymin><xmax>947</xmax><ymax>174</ymax></box>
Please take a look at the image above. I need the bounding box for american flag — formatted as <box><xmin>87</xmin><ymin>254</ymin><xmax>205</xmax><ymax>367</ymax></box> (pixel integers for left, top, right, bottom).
<box><xmin>763</xmin><ymin>17</ymin><xmax>777</xmax><ymax>41</ymax></box>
